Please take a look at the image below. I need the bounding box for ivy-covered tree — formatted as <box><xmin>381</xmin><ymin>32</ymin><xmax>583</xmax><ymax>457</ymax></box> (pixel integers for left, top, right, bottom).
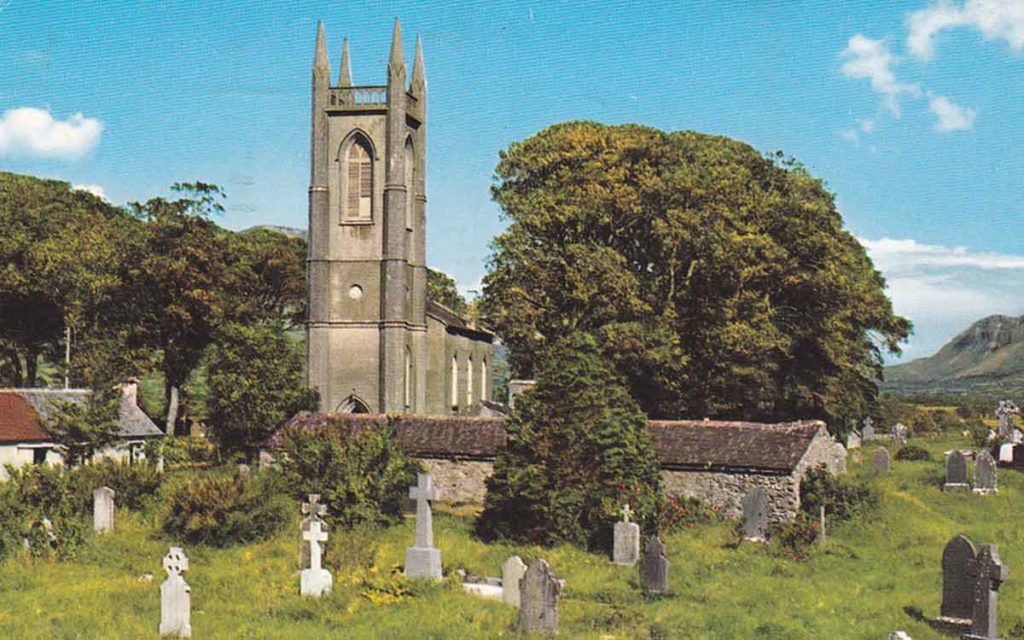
<box><xmin>204</xmin><ymin>321</ymin><xmax>317</xmax><ymax>460</ymax></box>
<box><xmin>426</xmin><ymin>268</ymin><xmax>468</xmax><ymax>314</ymax></box>
<box><xmin>476</xmin><ymin>332</ymin><xmax>662</xmax><ymax>550</ymax></box>
<box><xmin>481</xmin><ymin>122</ymin><xmax>910</xmax><ymax>429</ymax></box>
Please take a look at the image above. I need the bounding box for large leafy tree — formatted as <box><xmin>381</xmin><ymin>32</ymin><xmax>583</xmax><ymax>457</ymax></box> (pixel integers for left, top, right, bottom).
<box><xmin>482</xmin><ymin>122</ymin><xmax>910</xmax><ymax>428</ymax></box>
<box><xmin>476</xmin><ymin>332</ymin><xmax>662</xmax><ymax>550</ymax></box>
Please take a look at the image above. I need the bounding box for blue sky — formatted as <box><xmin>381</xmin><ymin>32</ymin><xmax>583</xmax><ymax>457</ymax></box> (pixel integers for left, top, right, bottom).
<box><xmin>2</xmin><ymin>0</ymin><xmax>1022</xmax><ymax>361</ymax></box>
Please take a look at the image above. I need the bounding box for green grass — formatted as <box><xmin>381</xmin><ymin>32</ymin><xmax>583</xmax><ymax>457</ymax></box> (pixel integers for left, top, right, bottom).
<box><xmin>2</xmin><ymin>435</ymin><xmax>1023</xmax><ymax>639</ymax></box>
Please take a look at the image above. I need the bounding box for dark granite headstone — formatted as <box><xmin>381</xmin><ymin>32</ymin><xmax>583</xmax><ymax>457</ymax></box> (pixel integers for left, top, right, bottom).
<box><xmin>872</xmin><ymin>447</ymin><xmax>891</xmax><ymax>474</ymax></box>
<box><xmin>944</xmin><ymin>451</ymin><xmax>969</xmax><ymax>492</ymax></box>
<box><xmin>940</xmin><ymin>534</ymin><xmax>976</xmax><ymax>622</ymax></box>
<box><xmin>638</xmin><ymin>537</ymin><xmax>669</xmax><ymax>593</ymax></box>
<box><xmin>741</xmin><ymin>487</ymin><xmax>769</xmax><ymax>541</ymax></box>
<box><xmin>974</xmin><ymin>451</ymin><xmax>997</xmax><ymax>495</ymax></box>
<box><xmin>517</xmin><ymin>558</ymin><xmax>560</xmax><ymax>635</ymax></box>
<box><xmin>965</xmin><ymin>544</ymin><xmax>1008</xmax><ymax>640</ymax></box>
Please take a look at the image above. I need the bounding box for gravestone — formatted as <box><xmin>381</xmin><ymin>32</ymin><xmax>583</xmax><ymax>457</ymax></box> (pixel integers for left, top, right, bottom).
<box><xmin>404</xmin><ymin>473</ymin><xmax>442</xmax><ymax>579</ymax></box>
<box><xmin>862</xmin><ymin>417</ymin><xmax>875</xmax><ymax>441</ymax></box>
<box><xmin>939</xmin><ymin>534</ymin><xmax>976</xmax><ymax>623</ymax></box>
<box><xmin>846</xmin><ymin>430</ymin><xmax>862</xmax><ymax>450</ymax></box>
<box><xmin>613</xmin><ymin>504</ymin><xmax>641</xmax><ymax>566</ymax></box>
<box><xmin>873</xmin><ymin>447</ymin><xmax>891</xmax><ymax>474</ymax></box>
<box><xmin>892</xmin><ymin>422</ymin><xmax>909</xmax><ymax>446</ymax></box>
<box><xmin>995</xmin><ymin>400</ymin><xmax>1019</xmax><ymax>438</ymax></box>
<box><xmin>517</xmin><ymin>558</ymin><xmax>560</xmax><ymax>635</ymax></box>
<box><xmin>999</xmin><ymin>443</ymin><xmax>1015</xmax><ymax>464</ymax></box>
<box><xmin>93</xmin><ymin>486</ymin><xmax>115</xmax><ymax>533</ymax></box>
<box><xmin>638</xmin><ymin>537</ymin><xmax>669</xmax><ymax>593</ymax></box>
<box><xmin>965</xmin><ymin>544</ymin><xmax>1009</xmax><ymax>640</ymax></box>
<box><xmin>974</xmin><ymin>451</ymin><xmax>997</xmax><ymax>495</ymax></box>
<box><xmin>300</xmin><ymin>519</ymin><xmax>333</xmax><ymax>597</ymax></box>
<box><xmin>943</xmin><ymin>451</ymin><xmax>969</xmax><ymax>493</ymax></box>
<box><xmin>741</xmin><ymin>488</ymin><xmax>768</xmax><ymax>542</ymax></box>
<box><xmin>300</xmin><ymin>494</ymin><xmax>328</xmax><ymax>568</ymax></box>
<box><xmin>502</xmin><ymin>555</ymin><xmax>527</xmax><ymax>607</ymax></box>
<box><xmin>159</xmin><ymin>547</ymin><xmax>192</xmax><ymax>638</ymax></box>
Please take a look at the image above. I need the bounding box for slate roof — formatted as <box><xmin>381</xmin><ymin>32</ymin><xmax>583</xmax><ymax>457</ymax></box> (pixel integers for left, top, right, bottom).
<box><xmin>273</xmin><ymin>413</ymin><xmax>826</xmax><ymax>473</ymax></box>
<box><xmin>426</xmin><ymin>299</ymin><xmax>495</xmax><ymax>342</ymax></box>
<box><xmin>0</xmin><ymin>388</ymin><xmax>163</xmax><ymax>444</ymax></box>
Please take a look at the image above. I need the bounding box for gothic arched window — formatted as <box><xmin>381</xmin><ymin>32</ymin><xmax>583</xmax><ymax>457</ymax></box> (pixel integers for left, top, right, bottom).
<box><xmin>481</xmin><ymin>358</ymin><xmax>488</xmax><ymax>402</ymax></box>
<box><xmin>450</xmin><ymin>354</ymin><xmax>459</xmax><ymax>410</ymax></box>
<box><xmin>404</xmin><ymin>139</ymin><xmax>415</xmax><ymax>230</ymax></box>
<box><xmin>345</xmin><ymin>137</ymin><xmax>373</xmax><ymax>220</ymax></box>
<box><xmin>404</xmin><ymin>347</ymin><xmax>413</xmax><ymax>410</ymax></box>
<box><xmin>466</xmin><ymin>356</ymin><xmax>474</xmax><ymax>407</ymax></box>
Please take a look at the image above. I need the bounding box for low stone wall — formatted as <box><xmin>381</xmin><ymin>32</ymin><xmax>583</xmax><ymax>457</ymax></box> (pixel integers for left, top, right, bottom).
<box><xmin>660</xmin><ymin>469</ymin><xmax>798</xmax><ymax>523</ymax></box>
<box><xmin>418</xmin><ymin>458</ymin><xmax>493</xmax><ymax>505</ymax></box>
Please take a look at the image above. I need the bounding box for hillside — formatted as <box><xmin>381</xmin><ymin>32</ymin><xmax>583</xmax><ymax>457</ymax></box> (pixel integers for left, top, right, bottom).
<box><xmin>885</xmin><ymin>314</ymin><xmax>1024</xmax><ymax>396</ymax></box>
<box><xmin>243</xmin><ymin>225</ymin><xmax>307</xmax><ymax>240</ymax></box>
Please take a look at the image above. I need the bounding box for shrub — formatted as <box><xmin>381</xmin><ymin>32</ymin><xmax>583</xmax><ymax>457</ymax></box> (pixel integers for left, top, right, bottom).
<box><xmin>145</xmin><ymin>435</ymin><xmax>218</xmax><ymax>468</ymax></box>
<box><xmin>770</xmin><ymin>513</ymin><xmax>820</xmax><ymax>560</ymax></box>
<box><xmin>968</xmin><ymin>421</ymin><xmax>992</xmax><ymax>449</ymax></box>
<box><xmin>160</xmin><ymin>471</ymin><xmax>291</xmax><ymax>547</ymax></box>
<box><xmin>799</xmin><ymin>464</ymin><xmax>877</xmax><ymax>523</ymax></box>
<box><xmin>476</xmin><ymin>333</ymin><xmax>663</xmax><ymax>551</ymax></box>
<box><xmin>0</xmin><ymin>481</ymin><xmax>29</xmax><ymax>560</ymax></box>
<box><xmin>895</xmin><ymin>444</ymin><xmax>931</xmax><ymax>461</ymax></box>
<box><xmin>76</xmin><ymin>459</ymin><xmax>163</xmax><ymax>511</ymax></box>
<box><xmin>2</xmin><ymin>465</ymin><xmax>89</xmax><ymax>558</ymax></box>
<box><xmin>657</xmin><ymin>494</ymin><xmax>721</xmax><ymax>533</ymax></box>
<box><xmin>933</xmin><ymin>411</ymin><xmax>964</xmax><ymax>432</ymax></box>
<box><xmin>276</xmin><ymin>422</ymin><xmax>418</xmax><ymax>529</ymax></box>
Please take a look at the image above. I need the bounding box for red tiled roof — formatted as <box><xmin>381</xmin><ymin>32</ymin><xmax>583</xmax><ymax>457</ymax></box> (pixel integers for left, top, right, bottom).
<box><xmin>0</xmin><ymin>392</ymin><xmax>51</xmax><ymax>443</ymax></box>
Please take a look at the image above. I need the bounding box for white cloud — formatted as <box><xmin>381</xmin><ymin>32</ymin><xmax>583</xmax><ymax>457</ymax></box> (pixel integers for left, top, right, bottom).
<box><xmin>908</xmin><ymin>0</ymin><xmax>1024</xmax><ymax>61</ymax></box>
<box><xmin>927</xmin><ymin>92</ymin><xmax>977</xmax><ymax>131</ymax></box>
<box><xmin>840</xmin><ymin>129</ymin><xmax>860</xmax><ymax>143</ymax></box>
<box><xmin>840</xmin><ymin>35</ymin><xmax>921</xmax><ymax>116</ymax></box>
<box><xmin>73</xmin><ymin>184</ymin><xmax>107</xmax><ymax>200</ymax></box>
<box><xmin>859</xmin><ymin>118</ymin><xmax>876</xmax><ymax>133</ymax></box>
<box><xmin>0</xmin><ymin>107</ymin><xmax>103</xmax><ymax>160</ymax></box>
<box><xmin>861</xmin><ymin>236</ymin><xmax>1024</xmax><ymax>359</ymax></box>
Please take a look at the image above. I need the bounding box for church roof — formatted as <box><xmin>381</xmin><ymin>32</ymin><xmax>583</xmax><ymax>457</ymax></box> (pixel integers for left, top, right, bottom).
<box><xmin>426</xmin><ymin>299</ymin><xmax>495</xmax><ymax>342</ymax></box>
<box><xmin>0</xmin><ymin>388</ymin><xmax>163</xmax><ymax>444</ymax></box>
<box><xmin>271</xmin><ymin>413</ymin><xmax>828</xmax><ymax>473</ymax></box>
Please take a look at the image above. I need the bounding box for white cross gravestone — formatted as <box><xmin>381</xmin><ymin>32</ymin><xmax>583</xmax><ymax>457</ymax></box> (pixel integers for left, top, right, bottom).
<box><xmin>404</xmin><ymin>473</ymin><xmax>442</xmax><ymax>579</ymax></box>
<box><xmin>93</xmin><ymin>486</ymin><xmax>115</xmax><ymax>533</ymax></box>
<box><xmin>502</xmin><ymin>555</ymin><xmax>527</xmax><ymax>607</ymax></box>
<box><xmin>613</xmin><ymin>503</ymin><xmax>641</xmax><ymax>566</ymax></box>
<box><xmin>300</xmin><ymin>519</ymin><xmax>333</xmax><ymax>597</ymax></box>
<box><xmin>159</xmin><ymin>547</ymin><xmax>192</xmax><ymax>638</ymax></box>
<box><xmin>300</xmin><ymin>494</ymin><xmax>328</xmax><ymax>568</ymax></box>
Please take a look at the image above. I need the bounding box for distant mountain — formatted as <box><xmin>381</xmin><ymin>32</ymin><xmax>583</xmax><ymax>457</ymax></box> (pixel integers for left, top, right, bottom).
<box><xmin>885</xmin><ymin>315</ymin><xmax>1024</xmax><ymax>395</ymax></box>
<box><xmin>243</xmin><ymin>225</ymin><xmax>307</xmax><ymax>240</ymax></box>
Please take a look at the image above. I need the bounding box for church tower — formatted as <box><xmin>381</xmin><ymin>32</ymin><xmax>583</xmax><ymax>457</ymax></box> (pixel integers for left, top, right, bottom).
<box><xmin>307</xmin><ymin>19</ymin><xmax>428</xmax><ymax>414</ymax></box>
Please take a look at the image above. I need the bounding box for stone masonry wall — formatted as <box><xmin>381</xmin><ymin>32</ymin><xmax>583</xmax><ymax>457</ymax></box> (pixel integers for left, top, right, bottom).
<box><xmin>660</xmin><ymin>470</ymin><xmax>799</xmax><ymax>523</ymax></box>
<box><xmin>418</xmin><ymin>458</ymin><xmax>493</xmax><ymax>505</ymax></box>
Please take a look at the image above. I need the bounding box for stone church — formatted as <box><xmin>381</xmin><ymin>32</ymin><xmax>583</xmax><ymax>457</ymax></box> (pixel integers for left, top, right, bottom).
<box><xmin>306</xmin><ymin>19</ymin><xmax>494</xmax><ymax>416</ymax></box>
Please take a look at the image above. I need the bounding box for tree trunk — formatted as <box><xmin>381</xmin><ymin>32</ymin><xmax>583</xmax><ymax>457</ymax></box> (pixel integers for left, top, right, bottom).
<box><xmin>25</xmin><ymin>350</ymin><xmax>38</xmax><ymax>387</ymax></box>
<box><xmin>7</xmin><ymin>351</ymin><xmax>23</xmax><ymax>388</ymax></box>
<box><xmin>165</xmin><ymin>384</ymin><xmax>180</xmax><ymax>435</ymax></box>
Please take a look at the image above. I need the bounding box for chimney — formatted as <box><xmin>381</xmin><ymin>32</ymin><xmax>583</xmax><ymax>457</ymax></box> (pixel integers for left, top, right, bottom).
<box><xmin>121</xmin><ymin>377</ymin><xmax>139</xmax><ymax>406</ymax></box>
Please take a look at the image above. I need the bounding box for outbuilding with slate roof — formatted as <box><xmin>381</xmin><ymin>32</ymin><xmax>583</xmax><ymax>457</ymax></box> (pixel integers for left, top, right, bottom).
<box><xmin>0</xmin><ymin>380</ymin><xmax>163</xmax><ymax>478</ymax></box>
<box><xmin>269</xmin><ymin>413</ymin><xmax>845</xmax><ymax>522</ymax></box>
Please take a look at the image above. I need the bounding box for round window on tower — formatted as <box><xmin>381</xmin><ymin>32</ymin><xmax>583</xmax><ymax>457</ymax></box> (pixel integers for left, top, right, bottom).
<box><xmin>348</xmin><ymin>285</ymin><xmax>364</xmax><ymax>300</ymax></box>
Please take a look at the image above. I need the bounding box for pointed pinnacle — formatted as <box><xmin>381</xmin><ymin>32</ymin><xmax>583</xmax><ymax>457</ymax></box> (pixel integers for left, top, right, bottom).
<box><xmin>339</xmin><ymin>38</ymin><xmax>352</xmax><ymax>86</ymax></box>
<box><xmin>411</xmin><ymin>35</ymin><xmax>425</xmax><ymax>91</ymax></box>
<box><xmin>314</xmin><ymin>21</ymin><xmax>329</xmax><ymax>71</ymax></box>
<box><xmin>389</xmin><ymin>17</ymin><xmax>405</xmax><ymax>68</ymax></box>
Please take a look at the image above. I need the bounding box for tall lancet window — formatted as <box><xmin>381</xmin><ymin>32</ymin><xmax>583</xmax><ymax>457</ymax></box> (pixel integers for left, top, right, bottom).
<box><xmin>404</xmin><ymin>139</ymin><xmax>415</xmax><ymax>230</ymax></box>
<box><xmin>450</xmin><ymin>354</ymin><xmax>459</xmax><ymax>410</ymax></box>
<box><xmin>466</xmin><ymin>356</ymin><xmax>474</xmax><ymax>407</ymax></box>
<box><xmin>481</xmin><ymin>358</ymin><xmax>488</xmax><ymax>402</ymax></box>
<box><xmin>404</xmin><ymin>347</ymin><xmax>412</xmax><ymax>410</ymax></box>
<box><xmin>345</xmin><ymin>138</ymin><xmax>373</xmax><ymax>220</ymax></box>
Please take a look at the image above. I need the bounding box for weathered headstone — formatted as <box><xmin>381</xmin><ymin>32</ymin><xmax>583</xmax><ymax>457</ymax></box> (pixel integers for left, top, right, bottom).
<box><xmin>873</xmin><ymin>447</ymin><xmax>891</xmax><ymax>474</ymax></box>
<box><xmin>501</xmin><ymin>555</ymin><xmax>527</xmax><ymax>607</ymax></box>
<box><xmin>965</xmin><ymin>544</ymin><xmax>1009</xmax><ymax>640</ymax></box>
<box><xmin>638</xmin><ymin>537</ymin><xmax>669</xmax><ymax>593</ymax></box>
<box><xmin>613</xmin><ymin>503</ymin><xmax>641</xmax><ymax>566</ymax></box>
<box><xmin>300</xmin><ymin>494</ymin><xmax>327</xmax><ymax>568</ymax></box>
<box><xmin>943</xmin><ymin>451</ymin><xmax>969</xmax><ymax>493</ymax></box>
<box><xmin>974</xmin><ymin>451</ymin><xmax>997</xmax><ymax>495</ymax></box>
<box><xmin>404</xmin><ymin>473</ymin><xmax>442</xmax><ymax>579</ymax></box>
<box><xmin>517</xmin><ymin>558</ymin><xmax>560</xmax><ymax>635</ymax></box>
<box><xmin>741</xmin><ymin>488</ymin><xmax>769</xmax><ymax>542</ymax></box>
<box><xmin>846</xmin><ymin>430</ymin><xmax>862</xmax><ymax>450</ymax></box>
<box><xmin>93</xmin><ymin>486</ymin><xmax>115</xmax><ymax>533</ymax></box>
<box><xmin>862</xmin><ymin>417</ymin><xmax>875</xmax><ymax>441</ymax></box>
<box><xmin>939</xmin><ymin>534</ymin><xmax>976</xmax><ymax>623</ymax></box>
<box><xmin>159</xmin><ymin>547</ymin><xmax>192</xmax><ymax>638</ymax></box>
<box><xmin>892</xmin><ymin>422</ymin><xmax>909</xmax><ymax>446</ymax></box>
<box><xmin>300</xmin><ymin>519</ymin><xmax>333</xmax><ymax>597</ymax></box>
<box><xmin>995</xmin><ymin>400</ymin><xmax>1019</xmax><ymax>438</ymax></box>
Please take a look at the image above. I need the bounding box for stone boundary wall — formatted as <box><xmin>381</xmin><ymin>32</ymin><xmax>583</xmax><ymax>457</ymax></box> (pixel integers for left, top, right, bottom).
<box><xmin>660</xmin><ymin>469</ymin><xmax>797</xmax><ymax>523</ymax></box>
